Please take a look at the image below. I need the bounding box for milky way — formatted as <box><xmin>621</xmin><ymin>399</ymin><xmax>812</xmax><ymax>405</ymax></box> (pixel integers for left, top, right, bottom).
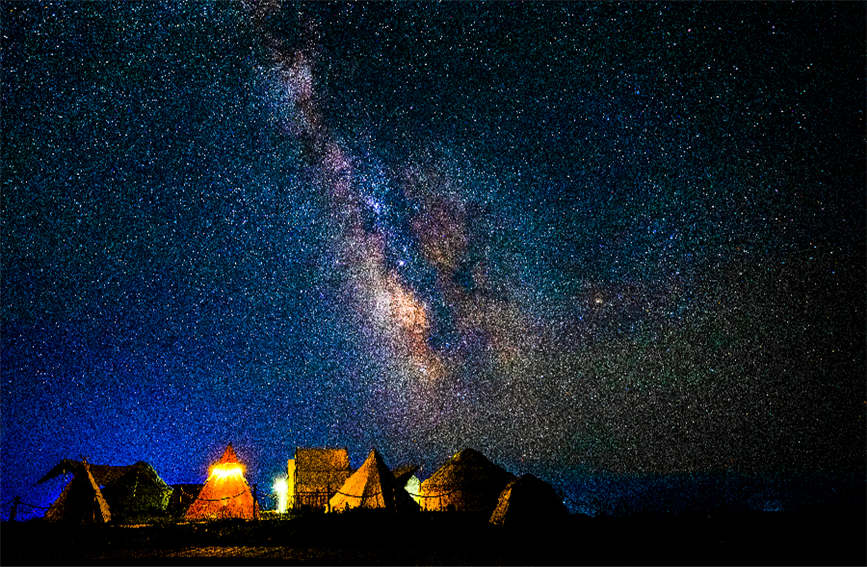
<box><xmin>1</xmin><ymin>2</ymin><xmax>864</xmax><ymax>515</ymax></box>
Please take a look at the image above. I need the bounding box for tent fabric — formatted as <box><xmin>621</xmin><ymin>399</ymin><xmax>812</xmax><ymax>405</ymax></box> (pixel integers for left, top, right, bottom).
<box><xmin>328</xmin><ymin>449</ymin><xmax>418</xmax><ymax>513</ymax></box>
<box><xmin>185</xmin><ymin>444</ymin><xmax>259</xmax><ymax>520</ymax></box>
<box><xmin>39</xmin><ymin>459</ymin><xmax>140</xmax><ymax>487</ymax></box>
<box><xmin>417</xmin><ymin>448</ymin><xmax>515</xmax><ymax>514</ymax></box>
<box><xmin>41</xmin><ymin>459</ymin><xmax>173</xmax><ymax>523</ymax></box>
<box><xmin>101</xmin><ymin>462</ymin><xmax>173</xmax><ymax>521</ymax></box>
<box><xmin>489</xmin><ymin>474</ymin><xmax>569</xmax><ymax>526</ymax></box>
<box><xmin>38</xmin><ymin>459</ymin><xmax>85</xmax><ymax>484</ymax></box>
<box><xmin>293</xmin><ymin>447</ymin><xmax>352</xmax><ymax>510</ymax></box>
<box><xmin>44</xmin><ymin>461</ymin><xmax>111</xmax><ymax>524</ymax></box>
<box><xmin>89</xmin><ymin>464</ymin><xmax>138</xmax><ymax>487</ymax></box>
<box><xmin>215</xmin><ymin>443</ymin><xmax>241</xmax><ymax>465</ymax></box>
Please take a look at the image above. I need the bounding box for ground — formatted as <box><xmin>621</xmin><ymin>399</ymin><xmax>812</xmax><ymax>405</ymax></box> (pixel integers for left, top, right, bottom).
<box><xmin>1</xmin><ymin>508</ymin><xmax>864</xmax><ymax>565</ymax></box>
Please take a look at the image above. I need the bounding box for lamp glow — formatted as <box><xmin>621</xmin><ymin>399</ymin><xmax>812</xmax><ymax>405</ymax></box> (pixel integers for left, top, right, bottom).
<box><xmin>273</xmin><ymin>477</ymin><xmax>288</xmax><ymax>514</ymax></box>
<box><xmin>209</xmin><ymin>463</ymin><xmax>244</xmax><ymax>482</ymax></box>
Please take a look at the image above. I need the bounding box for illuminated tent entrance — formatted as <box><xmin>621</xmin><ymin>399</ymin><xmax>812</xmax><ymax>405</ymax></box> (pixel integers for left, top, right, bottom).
<box><xmin>328</xmin><ymin>449</ymin><xmax>418</xmax><ymax>513</ymax></box>
<box><xmin>185</xmin><ymin>444</ymin><xmax>258</xmax><ymax>520</ymax></box>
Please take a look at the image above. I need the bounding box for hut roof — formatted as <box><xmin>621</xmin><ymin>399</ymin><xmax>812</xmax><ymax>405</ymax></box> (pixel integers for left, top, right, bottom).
<box><xmin>294</xmin><ymin>447</ymin><xmax>351</xmax><ymax>491</ymax></box>
<box><xmin>417</xmin><ymin>448</ymin><xmax>515</xmax><ymax>513</ymax></box>
<box><xmin>422</xmin><ymin>448</ymin><xmax>514</xmax><ymax>491</ymax></box>
<box><xmin>295</xmin><ymin>447</ymin><xmax>350</xmax><ymax>472</ymax></box>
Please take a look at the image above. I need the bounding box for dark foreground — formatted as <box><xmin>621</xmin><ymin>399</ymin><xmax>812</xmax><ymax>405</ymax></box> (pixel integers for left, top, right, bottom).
<box><xmin>2</xmin><ymin>508</ymin><xmax>864</xmax><ymax>565</ymax></box>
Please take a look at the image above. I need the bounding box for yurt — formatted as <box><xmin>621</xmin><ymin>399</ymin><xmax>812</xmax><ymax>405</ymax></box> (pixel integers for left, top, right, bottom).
<box><xmin>489</xmin><ymin>474</ymin><xmax>569</xmax><ymax>526</ymax></box>
<box><xmin>328</xmin><ymin>449</ymin><xmax>418</xmax><ymax>512</ymax></box>
<box><xmin>100</xmin><ymin>462</ymin><xmax>172</xmax><ymax>521</ymax></box>
<box><xmin>185</xmin><ymin>444</ymin><xmax>258</xmax><ymax>520</ymax></box>
<box><xmin>417</xmin><ymin>448</ymin><xmax>514</xmax><ymax>514</ymax></box>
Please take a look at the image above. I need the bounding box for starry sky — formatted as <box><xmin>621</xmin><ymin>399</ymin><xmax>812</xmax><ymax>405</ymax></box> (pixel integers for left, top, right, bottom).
<box><xmin>2</xmin><ymin>2</ymin><xmax>864</xmax><ymax>515</ymax></box>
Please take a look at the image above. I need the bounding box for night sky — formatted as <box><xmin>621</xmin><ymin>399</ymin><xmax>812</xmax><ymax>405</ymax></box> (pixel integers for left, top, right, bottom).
<box><xmin>2</xmin><ymin>2</ymin><xmax>864</xmax><ymax>516</ymax></box>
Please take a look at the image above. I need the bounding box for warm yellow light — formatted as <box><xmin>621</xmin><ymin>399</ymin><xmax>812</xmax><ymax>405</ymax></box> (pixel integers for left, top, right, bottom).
<box><xmin>405</xmin><ymin>476</ymin><xmax>421</xmax><ymax>504</ymax></box>
<box><xmin>273</xmin><ymin>477</ymin><xmax>288</xmax><ymax>514</ymax></box>
<box><xmin>209</xmin><ymin>463</ymin><xmax>244</xmax><ymax>481</ymax></box>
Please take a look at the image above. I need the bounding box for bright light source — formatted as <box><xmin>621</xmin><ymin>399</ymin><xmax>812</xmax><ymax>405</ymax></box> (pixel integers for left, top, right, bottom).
<box><xmin>404</xmin><ymin>475</ymin><xmax>421</xmax><ymax>504</ymax></box>
<box><xmin>273</xmin><ymin>477</ymin><xmax>288</xmax><ymax>514</ymax></box>
<box><xmin>209</xmin><ymin>463</ymin><xmax>244</xmax><ymax>482</ymax></box>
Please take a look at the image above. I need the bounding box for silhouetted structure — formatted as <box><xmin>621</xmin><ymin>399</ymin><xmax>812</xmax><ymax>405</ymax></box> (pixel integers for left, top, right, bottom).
<box><xmin>489</xmin><ymin>473</ymin><xmax>569</xmax><ymax>526</ymax></box>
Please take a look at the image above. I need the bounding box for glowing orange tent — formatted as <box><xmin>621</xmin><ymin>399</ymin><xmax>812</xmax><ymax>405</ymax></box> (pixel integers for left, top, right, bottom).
<box><xmin>185</xmin><ymin>444</ymin><xmax>258</xmax><ymax>520</ymax></box>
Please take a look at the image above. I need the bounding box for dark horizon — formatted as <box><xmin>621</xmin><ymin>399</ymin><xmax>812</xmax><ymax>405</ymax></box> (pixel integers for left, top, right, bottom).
<box><xmin>2</xmin><ymin>2</ymin><xmax>864</xmax><ymax>520</ymax></box>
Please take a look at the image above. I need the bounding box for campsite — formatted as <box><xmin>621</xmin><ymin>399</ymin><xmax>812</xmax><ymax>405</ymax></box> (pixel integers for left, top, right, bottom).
<box><xmin>3</xmin><ymin>3</ymin><xmax>865</xmax><ymax>564</ymax></box>
<box><xmin>1</xmin><ymin>445</ymin><xmax>864</xmax><ymax>565</ymax></box>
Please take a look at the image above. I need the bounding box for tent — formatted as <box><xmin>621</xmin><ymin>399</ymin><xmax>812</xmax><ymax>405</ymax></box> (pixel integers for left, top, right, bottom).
<box><xmin>328</xmin><ymin>449</ymin><xmax>418</xmax><ymax>513</ymax></box>
<box><xmin>99</xmin><ymin>462</ymin><xmax>172</xmax><ymax>521</ymax></box>
<box><xmin>417</xmin><ymin>448</ymin><xmax>515</xmax><ymax>513</ymax></box>
<box><xmin>489</xmin><ymin>474</ymin><xmax>569</xmax><ymax>526</ymax></box>
<box><xmin>41</xmin><ymin>460</ymin><xmax>111</xmax><ymax>524</ymax></box>
<box><xmin>39</xmin><ymin>459</ymin><xmax>172</xmax><ymax>523</ymax></box>
<box><xmin>185</xmin><ymin>444</ymin><xmax>259</xmax><ymax>520</ymax></box>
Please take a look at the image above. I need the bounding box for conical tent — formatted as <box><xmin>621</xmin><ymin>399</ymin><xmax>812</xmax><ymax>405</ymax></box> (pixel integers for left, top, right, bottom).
<box><xmin>417</xmin><ymin>448</ymin><xmax>515</xmax><ymax>513</ymax></box>
<box><xmin>489</xmin><ymin>474</ymin><xmax>569</xmax><ymax>526</ymax></box>
<box><xmin>185</xmin><ymin>444</ymin><xmax>258</xmax><ymax>520</ymax></box>
<box><xmin>44</xmin><ymin>461</ymin><xmax>111</xmax><ymax>524</ymax></box>
<box><xmin>328</xmin><ymin>449</ymin><xmax>418</xmax><ymax>513</ymax></box>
